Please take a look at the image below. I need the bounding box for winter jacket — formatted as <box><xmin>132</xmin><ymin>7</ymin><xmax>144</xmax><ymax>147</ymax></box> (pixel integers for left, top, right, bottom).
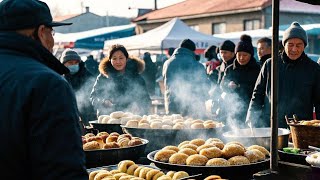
<box><xmin>141</xmin><ymin>54</ymin><xmax>157</xmax><ymax>96</ymax></box>
<box><xmin>220</xmin><ymin>57</ymin><xmax>260</xmax><ymax>125</ymax></box>
<box><xmin>215</xmin><ymin>58</ymin><xmax>235</xmax><ymax>85</ymax></box>
<box><xmin>162</xmin><ymin>47</ymin><xmax>210</xmax><ymax>118</ymax></box>
<box><xmin>64</xmin><ymin>61</ymin><xmax>96</xmax><ymax>124</ymax></box>
<box><xmin>246</xmin><ymin>52</ymin><xmax>320</xmax><ymax>128</ymax></box>
<box><xmin>91</xmin><ymin>57</ymin><xmax>151</xmax><ymax>116</ymax></box>
<box><xmin>0</xmin><ymin>32</ymin><xmax>87</xmax><ymax>179</ymax></box>
<box><xmin>259</xmin><ymin>54</ymin><xmax>271</xmax><ymax>68</ymax></box>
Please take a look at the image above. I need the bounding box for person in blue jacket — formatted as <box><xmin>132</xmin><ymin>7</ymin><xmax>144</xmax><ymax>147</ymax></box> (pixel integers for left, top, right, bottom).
<box><xmin>0</xmin><ymin>0</ymin><xmax>88</xmax><ymax>179</ymax></box>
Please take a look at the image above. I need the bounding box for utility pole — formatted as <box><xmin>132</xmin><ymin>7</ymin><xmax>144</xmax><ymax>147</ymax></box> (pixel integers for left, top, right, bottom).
<box><xmin>154</xmin><ymin>0</ymin><xmax>157</xmax><ymax>10</ymax></box>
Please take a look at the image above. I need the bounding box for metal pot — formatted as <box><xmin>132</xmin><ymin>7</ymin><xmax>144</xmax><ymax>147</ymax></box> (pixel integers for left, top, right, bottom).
<box><xmin>222</xmin><ymin>128</ymin><xmax>290</xmax><ymax>150</ymax></box>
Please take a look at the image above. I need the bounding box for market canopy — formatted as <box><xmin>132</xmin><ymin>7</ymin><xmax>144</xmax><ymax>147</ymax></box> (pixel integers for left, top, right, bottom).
<box><xmin>104</xmin><ymin>18</ymin><xmax>224</xmax><ymax>51</ymax></box>
<box><xmin>54</xmin><ymin>24</ymin><xmax>136</xmax><ymax>49</ymax></box>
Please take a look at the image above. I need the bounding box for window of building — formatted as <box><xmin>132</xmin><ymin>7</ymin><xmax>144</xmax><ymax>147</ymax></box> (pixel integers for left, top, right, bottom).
<box><xmin>212</xmin><ymin>23</ymin><xmax>226</xmax><ymax>34</ymax></box>
<box><xmin>244</xmin><ymin>19</ymin><xmax>260</xmax><ymax>31</ymax></box>
<box><xmin>190</xmin><ymin>25</ymin><xmax>199</xmax><ymax>31</ymax></box>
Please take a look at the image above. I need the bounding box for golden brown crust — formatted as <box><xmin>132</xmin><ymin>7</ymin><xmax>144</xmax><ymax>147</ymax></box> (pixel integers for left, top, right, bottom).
<box><xmin>172</xmin><ymin>171</ymin><xmax>189</xmax><ymax>180</ymax></box>
<box><xmin>178</xmin><ymin>148</ymin><xmax>197</xmax><ymax>156</ymax></box>
<box><xmin>83</xmin><ymin>141</ymin><xmax>100</xmax><ymax>150</ymax></box>
<box><xmin>169</xmin><ymin>153</ymin><xmax>189</xmax><ymax>165</ymax></box>
<box><xmin>200</xmin><ymin>147</ymin><xmax>223</xmax><ymax>159</ymax></box>
<box><xmin>206</xmin><ymin>158</ymin><xmax>230</xmax><ymax>166</ymax></box>
<box><xmin>222</xmin><ymin>144</ymin><xmax>245</xmax><ymax>159</ymax></box>
<box><xmin>162</xmin><ymin>146</ymin><xmax>180</xmax><ymax>152</ymax></box>
<box><xmin>186</xmin><ymin>154</ymin><xmax>208</xmax><ymax>166</ymax></box>
<box><xmin>154</xmin><ymin>150</ymin><xmax>177</xmax><ymax>162</ymax></box>
<box><xmin>247</xmin><ymin>145</ymin><xmax>270</xmax><ymax>156</ymax></box>
<box><xmin>228</xmin><ymin>156</ymin><xmax>250</xmax><ymax>165</ymax></box>
<box><xmin>190</xmin><ymin>138</ymin><xmax>206</xmax><ymax>146</ymax></box>
<box><xmin>180</xmin><ymin>144</ymin><xmax>198</xmax><ymax>151</ymax></box>
<box><xmin>103</xmin><ymin>142</ymin><xmax>120</xmax><ymax>149</ymax></box>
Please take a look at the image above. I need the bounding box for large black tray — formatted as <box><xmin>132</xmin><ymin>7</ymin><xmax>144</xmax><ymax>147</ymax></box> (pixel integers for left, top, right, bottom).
<box><xmin>278</xmin><ymin>149</ymin><xmax>315</xmax><ymax>166</ymax></box>
<box><xmin>85</xmin><ymin>139</ymin><xmax>148</xmax><ymax>168</ymax></box>
<box><xmin>147</xmin><ymin>150</ymin><xmax>269</xmax><ymax>180</ymax></box>
<box><xmin>89</xmin><ymin>120</ymin><xmax>123</xmax><ymax>134</ymax></box>
<box><xmin>122</xmin><ymin>125</ymin><xmax>225</xmax><ymax>154</ymax></box>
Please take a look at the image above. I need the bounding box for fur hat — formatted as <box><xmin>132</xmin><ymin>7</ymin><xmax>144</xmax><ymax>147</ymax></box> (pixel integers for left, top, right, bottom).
<box><xmin>219</xmin><ymin>40</ymin><xmax>235</xmax><ymax>52</ymax></box>
<box><xmin>60</xmin><ymin>48</ymin><xmax>81</xmax><ymax>64</ymax></box>
<box><xmin>179</xmin><ymin>39</ymin><xmax>196</xmax><ymax>51</ymax></box>
<box><xmin>235</xmin><ymin>34</ymin><xmax>254</xmax><ymax>56</ymax></box>
<box><xmin>282</xmin><ymin>21</ymin><xmax>308</xmax><ymax>47</ymax></box>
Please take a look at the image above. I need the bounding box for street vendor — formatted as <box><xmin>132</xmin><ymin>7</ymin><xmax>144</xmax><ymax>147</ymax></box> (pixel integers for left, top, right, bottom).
<box><xmin>246</xmin><ymin>21</ymin><xmax>320</xmax><ymax>128</ymax></box>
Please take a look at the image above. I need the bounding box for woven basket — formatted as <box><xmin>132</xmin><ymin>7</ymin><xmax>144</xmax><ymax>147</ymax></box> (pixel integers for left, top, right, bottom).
<box><xmin>289</xmin><ymin>124</ymin><xmax>320</xmax><ymax>149</ymax></box>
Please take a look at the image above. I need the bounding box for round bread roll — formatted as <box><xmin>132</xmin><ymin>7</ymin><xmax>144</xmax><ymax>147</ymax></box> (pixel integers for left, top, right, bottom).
<box><xmin>173</xmin><ymin>119</ymin><xmax>184</xmax><ymax>124</ymax></box>
<box><xmin>200</xmin><ymin>147</ymin><xmax>223</xmax><ymax>159</ymax></box>
<box><xmin>83</xmin><ymin>141</ymin><xmax>100</xmax><ymax>150</ymax></box>
<box><xmin>98</xmin><ymin>115</ymin><xmax>109</xmax><ymax>123</ymax></box>
<box><xmin>162</xmin><ymin>125</ymin><xmax>172</xmax><ymax>129</ymax></box>
<box><xmin>118</xmin><ymin>134</ymin><xmax>132</xmax><ymax>140</ymax></box>
<box><xmin>131</xmin><ymin>115</ymin><xmax>142</xmax><ymax>121</ymax></box>
<box><xmin>139</xmin><ymin>123</ymin><xmax>151</xmax><ymax>129</ymax></box>
<box><xmin>123</xmin><ymin>112</ymin><xmax>133</xmax><ymax>117</ymax></box>
<box><xmin>172</xmin><ymin>171</ymin><xmax>189</xmax><ymax>180</ymax></box>
<box><xmin>110</xmin><ymin>111</ymin><xmax>124</xmax><ymax>119</ymax></box>
<box><xmin>162</xmin><ymin>145</ymin><xmax>180</xmax><ymax>152</ymax></box>
<box><xmin>247</xmin><ymin>145</ymin><xmax>270</xmax><ymax>156</ymax></box>
<box><xmin>152</xmin><ymin>172</ymin><xmax>165</xmax><ymax>180</ymax></box>
<box><xmin>94</xmin><ymin>171</ymin><xmax>113</xmax><ymax>180</ymax></box>
<box><xmin>191</xmin><ymin>123</ymin><xmax>205</xmax><ymax>129</ymax></box>
<box><xmin>84</xmin><ymin>133</ymin><xmax>95</xmax><ymax>138</ymax></box>
<box><xmin>206</xmin><ymin>158</ymin><xmax>230</xmax><ymax>166</ymax></box>
<box><xmin>169</xmin><ymin>153</ymin><xmax>188</xmax><ymax>165</ymax></box>
<box><xmin>109</xmin><ymin>132</ymin><xmax>120</xmax><ymax>137</ymax></box>
<box><xmin>206</xmin><ymin>138</ymin><xmax>223</xmax><ymax>144</ymax></box>
<box><xmin>97</xmin><ymin>132</ymin><xmax>109</xmax><ymax>137</ymax></box>
<box><xmin>139</xmin><ymin>167</ymin><xmax>153</xmax><ymax>179</ymax></box>
<box><xmin>196</xmin><ymin>144</ymin><xmax>216</xmax><ymax>153</ymax></box>
<box><xmin>178</xmin><ymin>148</ymin><xmax>197</xmax><ymax>156</ymax></box>
<box><xmin>126</xmin><ymin>164</ymin><xmax>138</xmax><ymax>175</ymax></box>
<box><xmin>204</xmin><ymin>175</ymin><xmax>222</xmax><ymax>180</ymax></box>
<box><xmin>244</xmin><ymin>149</ymin><xmax>265</xmax><ymax>163</ymax></box>
<box><xmin>120</xmin><ymin>117</ymin><xmax>132</xmax><ymax>125</ymax></box>
<box><xmin>108</xmin><ymin>118</ymin><xmax>121</xmax><ymax>124</ymax></box>
<box><xmin>204</xmin><ymin>123</ymin><xmax>216</xmax><ymax>129</ymax></box>
<box><xmin>128</xmin><ymin>138</ymin><xmax>143</xmax><ymax>146</ymax></box>
<box><xmin>150</xmin><ymin>122</ymin><xmax>163</xmax><ymax>129</ymax></box>
<box><xmin>178</xmin><ymin>141</ymin><xmax>190</xmax><ymax>148</ymax></box>
<box><xmin>106</xmin><ymin>135</ymin><xmax>118</xmax><ymax>143</ymax></box>
<box><xmin>225</xmin><ymin>141</ymin><xmax>246</xmax><ymax>151</ymax></box>
<box><xmin>222</xmin><ymin>144</ymin><xmax>245</xmax><ymax>158</ymax></box>
<box><xmin>101</xmin><ymin>115</ymin><xmax>111</xmax><ymax>124</ymax></box>
<box><xmin>228</xmin><ymin>156</ymin><xmax>250</xmax><ymax>165</ymax></box>
<box><xmin>89</xmin><ymin>170</ymin><xmax>109</xmax><ymax>180</ymax></box>
<box><xmin>139</xmin><ymin>119</ymin><xmax>149</xmax><ymax>124</ymax></box>
<box><xmin>103</xmin><ymin>142</ymin><xmax>120</xmax><ymax>149</ymax></box>
<box><xmin>173</xmin><ymin>123</ymin><xmax>184</xmax><ymax>129</ymax></box>
<box><xmin>208</xmin><ymin>141</ymin><xmax>224</xmax><ymax>150</ymax></box>
<box><xmin>190</xmin><ymin>138</ymin><xmax>205</xmax><ymax>146</ymax></box>
<box><xmin>118</xmin><ymin>160</ymin><xmax>135</xmax><ymax>173</ymax></box>
<box><xmin>180</xmin><ymin>144</ymin><xmax>198</xmax><ymax>151</ymax></box>
<box><xmin>154</xmin><ymin>150</ymin><xmax>177</xmax><ymax>162</ymax></box>
<box><xmin>186</xmin><ymin>154</ymin><xmax>208</xmax><ymax>166</ymax></box>
<box><xmin>145</xmin><ymin>169</ymin><xmax>160</xmax><ymax>180</ymax></box>
<box><xmin>126</xmin><ymin>120</ymin><xmax>139</xmax><ymax>128</ymax></box>
<box><xmin>203</xmin><ymin>120</ymin><xmax>215</xmax><ymax>124</ymax></box>
<box><xmin>162</xmin><ymin>119</ymin><xmax>173</xmax><ymax>126</ymax></box>
<box><xmin>166</xmin><ymin>171</ymin><xmax>175</xmax><ymax>178</ymax></box>
<box><xmin>192</xmin><ymin>119</ymin><xmax>204</xmax><ymax>124</ymax></box>
<box><xmin>118</xmin><ymin>138</ymin><xmax>130</xmax><ymax>147</ymax></box>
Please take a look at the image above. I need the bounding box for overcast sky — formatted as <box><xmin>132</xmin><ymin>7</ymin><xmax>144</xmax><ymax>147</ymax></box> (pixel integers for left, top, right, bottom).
<box><xmin>43</xmin><ymin>0</ymin><xmax>185</xmax><ymax>18</ymax></box>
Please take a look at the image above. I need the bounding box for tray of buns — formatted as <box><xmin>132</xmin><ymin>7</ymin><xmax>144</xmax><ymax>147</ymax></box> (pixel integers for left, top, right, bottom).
<box><xmin>147</xmin><ymin>138</ymin><xmax>270</xmax><ymax>180</ymax></box>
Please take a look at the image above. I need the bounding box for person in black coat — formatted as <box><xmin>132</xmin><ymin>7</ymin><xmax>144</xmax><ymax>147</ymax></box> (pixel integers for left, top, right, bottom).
<box><xmin>60</xmin><ymin>49</ymin><xmax>96</xmax><ymax>124</ymax></box>
<box><xmin>0</xmin><ymin>0</ymin><xmax>87</xmax><ymax>179</ymax></box>
<box><xmin>141</xmin><ymin>52</ymin><xmax>157</xmax><ymax>96</ymax></box>
<box><xmin>246</xmin><ymin>22</ymin><xmax>320</xmax><ymax>128</ymax></box>
<box><xmin>257</xmin><ymin>37</ymin><xmax>271</xmax><ymax>68</ymax></box>
<box><xmin>91</xmin><ymin>44</ymin><xmax>151</xmax><ymax>116</ymax></box>
<box><xmin>220</xmin><ymin>35</ymin><xmax>260</xmax><ymax>127</ymax></box>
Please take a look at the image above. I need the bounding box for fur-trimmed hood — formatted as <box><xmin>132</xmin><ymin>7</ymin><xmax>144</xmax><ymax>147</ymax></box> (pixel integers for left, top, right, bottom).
<box><xmin>98</xmin><ymin>56</ymin><xmax>145</xmax><ymax>78</ymax></box>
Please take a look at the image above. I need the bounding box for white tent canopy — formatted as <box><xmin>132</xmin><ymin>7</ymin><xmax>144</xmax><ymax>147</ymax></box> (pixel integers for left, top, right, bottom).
<box><xmin>213</xmin><ymin>29</ymin><xmax>285</xmax><ymax>47</ymax></box>
<box><xmin>104</xmin><ymin>18</ymin><xmax>224</xmax><ymax>51</ymax></box>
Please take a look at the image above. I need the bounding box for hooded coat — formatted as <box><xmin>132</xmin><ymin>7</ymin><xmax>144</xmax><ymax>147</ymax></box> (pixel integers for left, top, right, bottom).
<box><xmin>0</xmin><ymin>32</ymin><xmax>87</xmax><ymax>179</ymax></box>
<box><xmin>162</xmin><ymin>47</ymin><xmax>210</xmax><ymax>118</ymax></box>
<box><xmin>91</xmin><ymin>56</ymin><xmax>151</xmax><ymax>116</ymax></box>
<box><xmin>246</xmin><ymin>52</ymin><xmax>320</xmax><ymax>128</ymax></box>
<box><xmin>220</xmin><ymin>56</ymin><xmax>260</xmax><ymax>126</ymax></box>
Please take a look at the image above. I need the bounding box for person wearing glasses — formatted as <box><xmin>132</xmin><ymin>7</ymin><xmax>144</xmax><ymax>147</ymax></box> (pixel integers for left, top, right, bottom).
<box><xmin>0</xmin><ymin>0</ymin><xmax>88</xmax><ymax>179</ymax></box>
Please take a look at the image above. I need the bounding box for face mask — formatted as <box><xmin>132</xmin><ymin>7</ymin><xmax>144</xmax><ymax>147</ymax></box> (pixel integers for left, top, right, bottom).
<box><xmin>67</xmin><ymin>64</ymin><xmax>79</xmax><ymax>75</ymax></box>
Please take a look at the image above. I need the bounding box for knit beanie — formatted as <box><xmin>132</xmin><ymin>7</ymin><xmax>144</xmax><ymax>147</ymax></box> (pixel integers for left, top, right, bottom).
<box><xmin>282</xmin><ymin>21</ymin><xmax>308</xmax><ymax>47</ymax></box>
<box><xmin>235</xmin><ymin>34</ymin><xmax>254</xmax><ymax>56</ymax></box>
<box><xmin>179</xmin><ymin>39</ymin><xmax>196</xmax><ymax>51</ymax></box>
<box><xmin>219</xmin><ymin>40</ymin><xmax>235</xmax><ymax>52</ymax></box>
<box><xmin>60</xmin><ymin>48</ymin><xmax>81</xmax><ymax>64</ymax></box>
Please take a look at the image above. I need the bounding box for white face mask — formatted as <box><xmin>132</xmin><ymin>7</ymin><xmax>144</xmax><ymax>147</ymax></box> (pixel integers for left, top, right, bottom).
<box><xmin>67</xmin><ymin>64</ymin><xmax>79</xmax><ymax>75</ymax></box>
